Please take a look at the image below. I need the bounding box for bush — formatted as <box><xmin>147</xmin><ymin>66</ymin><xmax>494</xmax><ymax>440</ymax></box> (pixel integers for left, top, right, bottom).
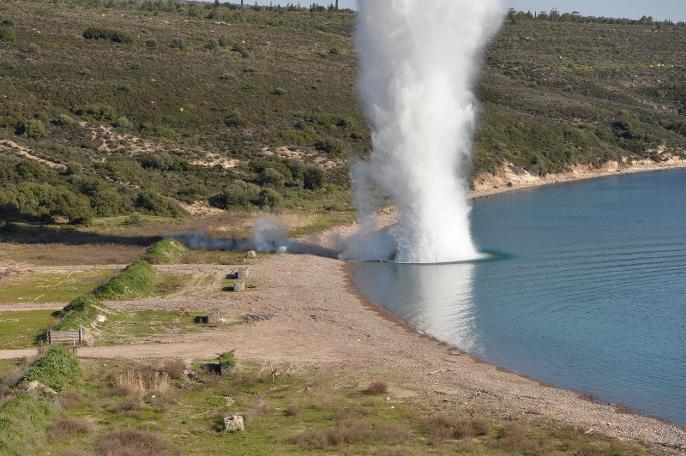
<box><xmin>21</xmin><ymin>120</ymin><xmax>46</xmax><ymax>139</ymax></box>
<box><xmin>145</xmin><ymin>238</ymin><xmax>190</xmax><ymax>264</ymax></box>
<box><xmin>272</xmin><ymin>87</ymin><xmax>286</xmax><ymax>96</ymax></box>
<box><xmin>64</xmin><ymin>162</ymin><xmax>83</xmax><ymax>175</ymax></box>
<box><xmin>421</xmin><ymin>414</ymin><xmax>490</xmax><ymax>445</ymax></box>
<box><xmin>303</xmin><ymin>166</ymin><xmax>326</xmax><ymax>190</ymax></box>
<box><xmin>257</xmin><ymin>189</ymin><xmax>281</xmax><ymax>210</ymax></box>
<box><xmin>363</xmin><ymin>381</ymin><xmax>388</xmax><ymax>395</ymax></box>
<box><xmin>134</xmin><ymin>191</ymin><xmax>187</xmax><ymax>217</ymax></box>
<box><xmin>258</xmin><ymin>167</ymin><xmax>286</xmax><ymax>188</ymax></box>
<box><xmin>209</xmin><ymin>180</ymin><xmax>260</xmax><ymax>210</ymax></box>
<box><xmin>291</xmin><ymin>420</ymin><xmax>408</xmax><ymax>449</ymax></box>
<box><xmin>99</xmin><ymin>429</ymin><xmax>169</xmax><ymax>456</ymax></box>
<box><xmin>231</xmin><ymin>43</ymin><xmax>250</xmax><ymax>58</ymax></box>
<box><xmin>314</xmin><ymin>138</ymin><xmax>346</xmax><ymax>156</ymax></box>
<box><xmin>0</xmin><ymin>27</ymin><xmax>15</xmax><ymax>42</ymax></box>
<box><xmin>50</xmin><ymin>416</ymin><xmax>93</xmax><ymax>440</ymax></box>
<box><xmin>223</xmin><ymin>111</ymin><xmax>244</xmax><ymax>128</ymax></box>
<box><xmin>56</xmin><ymin>114</ymin><xmax>77</xmax><ymax>127</ymax></box>
<box><xmin>95</xmin><ymin>260</ymin><xmax>156</xmax><ymax>300</ymax></box>
<box><xmin>115</xmin><ymin>116</ymin><xmax>133</xmax><ymax>129</ymax></box>
<box><xmin>76</xmin><ymin>103</ymin><xmax>117</xmax><ymax>122</ymax></box>
<box><xmin>83</xmin><ymin>27</ymin><xmax>133</xmax><ymax>43</ymax></box>
<box><xmin>219</xmin><ymin>352</ymin><xmax>236</xmax><ymax>369</ymax></box>
<box><xmin>22</xmin><ymin>346</ymin><xmax>81</xmax><ymax>393</ymax></box>
<box><xmin>169</xmin><ymin>38</ymin><xmax>184</xmax><ymax>49</ymax></box>
<box><xmin>0</xmin><ymin>183</ymin><xmax>94</xmax><ymax>225</ymax></box>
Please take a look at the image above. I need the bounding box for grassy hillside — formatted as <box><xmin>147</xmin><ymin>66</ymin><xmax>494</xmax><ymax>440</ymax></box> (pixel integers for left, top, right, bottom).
<box><xmin>0</xmin><ymin>1</ymin><xmax>684</xmax><ymax>223</ymax></box>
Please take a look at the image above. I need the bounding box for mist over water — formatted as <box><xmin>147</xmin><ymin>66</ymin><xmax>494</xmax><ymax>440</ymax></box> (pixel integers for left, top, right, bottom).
<box><xmin>347</xmin><ymin>0</ymin><xmax>503</xmax><ymax>263</ymax></box>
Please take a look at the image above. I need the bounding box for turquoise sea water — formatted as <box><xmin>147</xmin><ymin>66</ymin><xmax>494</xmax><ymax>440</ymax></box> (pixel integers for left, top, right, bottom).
<box><xmin>351</xmin><ymin>169</ymin><xmax>686</xmax><ymax>426</ymax></box>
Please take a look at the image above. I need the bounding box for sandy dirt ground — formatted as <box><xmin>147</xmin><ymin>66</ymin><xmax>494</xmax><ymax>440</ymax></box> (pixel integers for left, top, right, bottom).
<box><xmin>1</xmin><ymin>254</ymin><xmax>684</xmax><ymax>454</ymax></box>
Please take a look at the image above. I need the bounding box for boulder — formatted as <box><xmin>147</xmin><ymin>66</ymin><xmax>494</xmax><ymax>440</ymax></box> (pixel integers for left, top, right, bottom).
<box><xmin>224</xmin><ymin>415</ymin><xmax>245</xmax><ymax>432</ymax></box>
<box><xmin>246</xmin><ymin>250</ymin><xmax>257</xmax><ymax>258</ymax></box>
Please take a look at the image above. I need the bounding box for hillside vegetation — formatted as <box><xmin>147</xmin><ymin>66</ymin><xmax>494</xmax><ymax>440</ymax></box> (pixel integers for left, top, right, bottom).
<box><xmin>0</xmin><ymin>1</ymin><xmax>684</xmax><ymax>224</ymax></box>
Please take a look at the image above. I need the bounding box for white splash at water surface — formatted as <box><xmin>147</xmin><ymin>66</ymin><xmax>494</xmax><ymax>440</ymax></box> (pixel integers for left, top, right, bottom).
<box><xmin>349</xmin><ymin>0</ymin><xmax>503</xmax><ymax>263</ymax></box>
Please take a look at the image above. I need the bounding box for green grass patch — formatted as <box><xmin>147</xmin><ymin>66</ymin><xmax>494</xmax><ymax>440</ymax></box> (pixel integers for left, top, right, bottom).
<box><xmin>0</xmin><ymin>310</ymin><xmax>57</xmax><ymax>349</ymax></box>
<box><xmin>21</xmin><ymin>346</ymin><xmax>80</xmax><ymax>393</ymax></box>
<box><xmin>0</xmin><ymin>269</ymin><xmax>116</xmax><ymax>304</ymax></box>
<box><xmin>94</xmin><ymin>260</ymin><xmax>186</xmax><ymax>300</ymax></box>
<box><xmin>94</xmin><ymin>310</ymin><xmax>216</xmax><ymax>345</ymax></box>
<box><xmin>33</xmin><ymin>358</ymin><xmax>658</xmax><ymax>456</ymax></box>
<box><xmin>0</xmin><ymin>392</ymin><xmax>57</xmax><ymax>456</ymax></box>
<box><xmin>145</xmin><ymin>238</ymin><xmax>190</xmax><ymax>264</ymax></box>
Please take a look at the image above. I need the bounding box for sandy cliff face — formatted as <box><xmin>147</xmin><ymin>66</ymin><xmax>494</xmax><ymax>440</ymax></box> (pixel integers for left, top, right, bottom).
<box><xmin>472</xmin><ymin>150</ymin><xmax>686</xmax><ymax>198</ymax></box>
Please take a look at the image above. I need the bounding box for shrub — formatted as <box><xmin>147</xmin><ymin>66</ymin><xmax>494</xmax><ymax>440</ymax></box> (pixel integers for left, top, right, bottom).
<box><xmin>145</xmin><ymin>39</ymin><xmax>157</xmax><ymax>48</ymax></box>
<box><xmin>145</xmin><ymin>238</ymin><xmax>190</xmax><ymax>264</ymax></box>
<box><xmin>272</xmin><ymin>87</ymin><xmax>286</xmax><ymax>96</ymax></box>
<box><xmin>50</xmin><ymin>416</ymin><xmax>93</xmax><ymax>440</ymax></box>
<box><xmin>258</xmin><ymin>167</ymin><xmax>286</xmax><ymax>188</ymax></box>
<box><xmin>98</xmin><ymin>429</ymin><xmax>169</xmax><ymax>456</ymax></box>
<box><xmin>83</xmin><ymin>27</ymin><xmax>133</xmax><ymax>43</ymax></box>
<box><xmin>209</xmin><ymin>180</ymin><xmax>260</xmax><ymax>210</ymax></box>
<box><xmin>314</xmin><ymin>137</ymin><xmax>346</xmax><ymax>156</ymax></box>
<box><xmin>95</xmin><ymin>260</ymin><xmax>156</xmax><ymax>300</ymax></box>
<box><xmin>290</xmin><ymin>420</ymin><xmax>408</xmax><ymax>449</ymax></box>
<box><xmin>54</xmin><ymin>114</ymin><xmax>77</xmax><ymax>127</ymax></box>
<box><xmin>218</xmin><ymin>352</ymin><xmax>236</xmax><ymax>369</ymax></box>
<box><xmin>0</xmin><ymin>182</ymin><xmax>94</xmax><ymax>225</ymax></box>
<box><xmin>363</xmin><ymin>381</ymin><xmax>388</xmax><ymax>395</ymax></box>
<box><xmin>65</xmin><ymin>161</ymin><xmax>83</xmax><ymax>175</ymax></box>
<box><xmin>134</xmin><ymin>191</ymin><xmax>187</xmax><ymax>217</ymax></box>
<box><xmin>22</xmin><ymin>346</ymin><xmax>81</xmax><ymax>392</ymax></box>
<box><xmin>223</xmin><ymin>111</ymin><xmax>244</xmax><ymax>128</ymax></box>
<box><xmin>231</xmin><ymin>43</ymin><xmax>250</xmax><ymax>58</ymax></box>
<box><xmin>169</xmin><ymin>38</ymin><xmax>184</xmax><ymax>49</ymax></box>
<box><xmin>205</xmin><ymin>38</ymin><xmax>219</xmax><ymax>50</ymax></box>
<box><xmin>20</xmin><ymin>120</ymin><xmax>46</xmax><ymax>139</ymax></box>
<box><xmin>0</xmin><ymin>27</ymin><xmax>15</xmax><ymax>42</ymax></box>
<box><xmin>284</xmin><ymin>404</ymin><xmax>302</xmax><ymax>417</ymax></box>
<box><xmin>257</xmin><ymin>189</ymin><xmax>281</xmax><ymax>210</ymax></box>
<box><xmin>303</xmin><ymin>165</ymin><xmax>326</xmax><ymax>190</ymax></box>
<box><xmin>76</xmin><ymin>103</ymin><xmax>117</xmax><ymax>122</ymax></box>
<box><xmin>115</xmin><ymin>116</ymin><xmax>133</xmax><ymax>129</ymax></box>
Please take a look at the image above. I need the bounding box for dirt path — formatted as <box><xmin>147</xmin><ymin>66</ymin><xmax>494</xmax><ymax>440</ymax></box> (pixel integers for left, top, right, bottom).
<box><xmin>2</xmin><ymin>253</ymin><xmax>683</xmax><ymax>453</ymax></box>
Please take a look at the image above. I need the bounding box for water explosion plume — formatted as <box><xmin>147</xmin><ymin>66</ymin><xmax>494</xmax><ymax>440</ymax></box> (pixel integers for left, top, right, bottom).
<box><xmin>349</xmin><ymin>0</ymin><xmax>503</xmax><ymax>263</ymax></box>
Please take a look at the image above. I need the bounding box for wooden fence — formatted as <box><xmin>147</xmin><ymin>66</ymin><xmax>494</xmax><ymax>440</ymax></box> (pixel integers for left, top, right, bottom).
<box><xmin>47</xmin><ymin>326</ymin><xmax>85</xmax><ymax>345</ymax></box>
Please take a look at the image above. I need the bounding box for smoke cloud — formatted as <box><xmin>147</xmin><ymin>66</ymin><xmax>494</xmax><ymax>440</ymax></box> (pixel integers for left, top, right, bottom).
<box><xmin>347</xmin><ymin>0</ymin><xmax>503</xmax><ymax>263</ymax></box>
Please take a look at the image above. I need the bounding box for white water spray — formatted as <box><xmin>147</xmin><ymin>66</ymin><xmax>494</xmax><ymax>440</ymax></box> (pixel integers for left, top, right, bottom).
<box><xmin>350</xmin><ymin>0</ymin><xmax>503</xmax><ymax>263</ymax></box>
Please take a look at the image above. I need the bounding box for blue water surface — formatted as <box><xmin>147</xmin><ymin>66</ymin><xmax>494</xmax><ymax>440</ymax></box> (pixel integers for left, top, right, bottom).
<box><xmin>351</xmin><ymin>169</ymin><xmax>686</xmax><ymax>426</ymax></box>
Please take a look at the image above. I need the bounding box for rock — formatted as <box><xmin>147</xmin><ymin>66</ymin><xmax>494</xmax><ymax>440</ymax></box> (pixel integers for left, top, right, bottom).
<box><xmin>22</xmin><ymin>380</ymin><xmax>57</xmax><ymax>395</ymax></box>
<box><xmin>96</xmin><ymin>314</ymin><xmax>107</xmax><ymax>323</ymax></box>
<box><xmin>236</xmin><ymin>267</ymin><xmax>250</xmax><ymax>280</ymax></box>
<box><xmin>246</xmin><ymin>250</ymin><xmax>257</xmax><ymax>258</ymax></box>
<box><xmin>233</xmin><ymin>280</ymin><xmax>246</xmax><ymax>292</ymax></box>
<box><xmin>224</xmin><ymin>415</ymin><xmax>245</xmax><ymax>432</ymax></box>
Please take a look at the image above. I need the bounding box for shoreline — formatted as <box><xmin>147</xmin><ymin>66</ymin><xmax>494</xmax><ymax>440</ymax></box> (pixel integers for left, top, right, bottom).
<box><xmin>343</xmin><ymin>261</ymin><xmax>684</xmax><ymax>434</ymax></box>
<box><xmin>469</xmin><ymin>156</ymin><xmax>686</xmax><ymax>200</ymax></box>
